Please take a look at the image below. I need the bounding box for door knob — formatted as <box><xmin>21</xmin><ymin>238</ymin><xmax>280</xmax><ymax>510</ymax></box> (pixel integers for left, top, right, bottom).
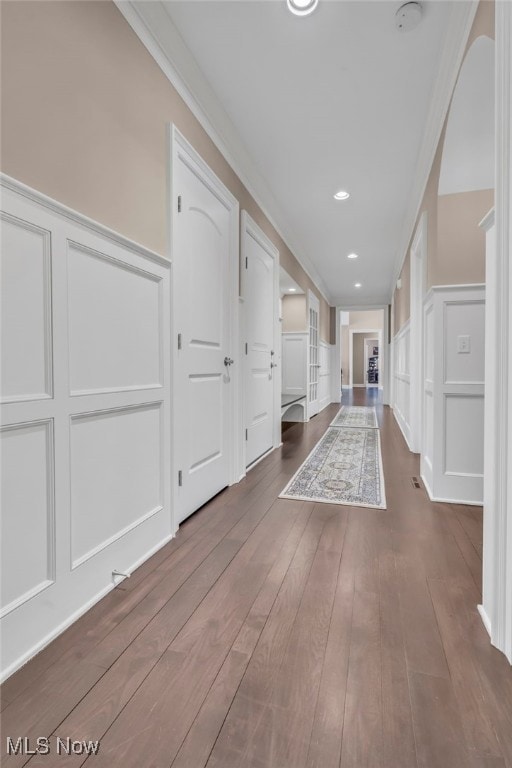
<box><xmin>224</xmin><ymin>357</ymin><xmax>234</xmax><ymax>367</ymax></box>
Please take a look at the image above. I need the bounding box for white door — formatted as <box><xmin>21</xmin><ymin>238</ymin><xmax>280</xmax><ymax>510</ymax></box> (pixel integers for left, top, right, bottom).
<box><xmin>172</xmin><ymin>131</ymin><xmax>239</xmax><ymax>523</ymax></box>
<box><xmin>308</xmin><ymin>291</ymin><xmax>320</xmax><ymax>417</ymax></box>
<box><xmin>242</xmin><ymin>212</ymin><xmax>279</xmax><ymax>467</ymax></box>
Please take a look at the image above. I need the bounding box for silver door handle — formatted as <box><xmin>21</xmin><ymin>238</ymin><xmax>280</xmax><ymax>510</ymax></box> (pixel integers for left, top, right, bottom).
<box><xmin>270</xmin><ymin>362</ymin><xmax>277</xmax><ymax>368</ymax></box>
<box><xmin>224</xmin><ymin>357</ymin><xmax>234</xmax><ymax>367</ymax></box>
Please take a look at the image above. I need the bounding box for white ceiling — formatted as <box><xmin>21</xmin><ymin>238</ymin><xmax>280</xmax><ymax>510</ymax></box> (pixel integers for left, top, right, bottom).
<box><xmin>126</xmin><ymin>0</ymin><xmax>476</xmax><ymax>306</ymax></box>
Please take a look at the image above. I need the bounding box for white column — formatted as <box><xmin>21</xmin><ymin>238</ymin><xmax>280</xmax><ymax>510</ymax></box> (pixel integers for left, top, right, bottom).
<box><xmin>479</xmin><ymin>2</ymin><xmax>512</xmax><ymax>664</ymax></box>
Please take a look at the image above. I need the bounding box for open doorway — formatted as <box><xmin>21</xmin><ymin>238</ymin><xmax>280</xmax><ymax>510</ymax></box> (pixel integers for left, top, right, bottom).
<box><xmin>339</xmin><ymin>309</ymin><xmax>385</xmax><ymax>398</ymax></box>
<box><xmin>279</xmin><ymin>267</ymin><xmax>307</xmax><ymax>427</ymax></box>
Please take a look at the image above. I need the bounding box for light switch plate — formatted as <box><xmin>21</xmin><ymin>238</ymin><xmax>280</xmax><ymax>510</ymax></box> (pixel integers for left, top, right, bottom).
<box><xmin>457</xmin><ymin>334</ymin><xmax>471</xmax><ymax>353</ymax></box>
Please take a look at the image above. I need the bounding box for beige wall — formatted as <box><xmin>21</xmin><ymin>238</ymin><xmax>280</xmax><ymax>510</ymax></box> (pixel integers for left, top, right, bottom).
<box><xmin>353</xmin><ymin>333</ymin><xmax>376</xmax><ymax>386</ymax></box>
<box><xmin>392</xmin><ymin>0</ymin><xmax>495</xmax><ymax>334</ymax></box>
<box><xmin>436</xmin><ymin>190</ymin><xmax>493</xmax><ymax>285</ymax></box>
<box><xmin>281</xmin><ymin>295</ymin><xmax>307</xmax><ymax>333</ymax></box>
<box><xmin>0</xmin><ymin>0</ymin><xmax>333</xmax><ymax>340</ymax></box>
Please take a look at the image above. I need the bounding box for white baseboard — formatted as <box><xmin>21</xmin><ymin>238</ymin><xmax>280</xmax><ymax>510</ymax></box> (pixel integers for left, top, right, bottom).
<box><xmin>0</xmin><ymin>531</ymin><xmax>175</xmax><ymax>684</ymax></box>
<box><xmin>342</xmin><ymin>385</ymin><xmax>352</xmax><ymax>390</ymax></box>
<box><xmin>319</xmin><ymin>396</ymin><xmax>331</xmax><ymax>413</ymax></box>
<box><xmin>478</xmin><ymin>604</ymin><xmax>492</xmax><ymax>637</ymax></box>
<box><xmin>353</xmin><ymin>384</ymin><xmax>365</xmax><ymax>388</ymax></box>
<box><xmin>392</xmin><ymin>408</ymin><xmax>414</xmax><ymax>452</ymax></box>
<box><xmin>246</xmin><ymin>444</ymin><xmax>277</xmax><ymax>472</ymax></box>
<box><xmin>421</xmin><ymin>472</ymin><xmax>483</xmax><ymax>506</ymax></box>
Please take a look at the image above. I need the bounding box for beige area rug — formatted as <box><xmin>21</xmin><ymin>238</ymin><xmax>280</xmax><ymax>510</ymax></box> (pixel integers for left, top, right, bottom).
<box><xmin>280</xmin><ymin>426</ymin><xmax>386</xmax><ymax>509</ymax></box>
<box><xmin>329</xmin><ymin>405</ymin><xmax>378</xmax><ymax>429</ymax></box>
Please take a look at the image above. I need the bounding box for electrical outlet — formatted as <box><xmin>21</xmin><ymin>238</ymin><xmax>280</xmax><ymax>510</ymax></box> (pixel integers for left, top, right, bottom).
<box><xmin>457</xmin><ymin>335</ymin><xmax>471</xmax><ymax>353</ymax></box>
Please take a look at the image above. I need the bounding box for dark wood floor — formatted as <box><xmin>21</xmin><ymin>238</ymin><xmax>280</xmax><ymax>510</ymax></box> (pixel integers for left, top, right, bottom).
<box><xmin>2</xmin><ymin>391</ymin><xmax>512</xmax><ymax>768</ymax></box>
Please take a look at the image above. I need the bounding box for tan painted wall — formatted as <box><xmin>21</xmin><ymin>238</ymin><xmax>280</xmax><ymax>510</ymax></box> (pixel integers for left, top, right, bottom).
<box><xmin>391</xmin><ymin>0</ymin><xmax>495</xmax><ymax>334</ymax></box>
<box><xmin>0</xmin><ymin>0</ymin><xmax>332</xmax><ymax>340</ymax></box>
<box><xmin>436</xmin><ymin>190</ymin><xmax>494</xmax><ymax>285</ymax></box>
<box><xmin>348</xmin><ymin>309</ymin><xmax>384</xmax><ymax>331</ymax></box>
<box><xmin>281</xmin><ymin>295</ymin><xmax>307</xmax><ymax>333</ymax></box>
<box><xmin>353</xmin><ymin>333</ymin><xmax>376</xmax><ymax>386</ymax></box>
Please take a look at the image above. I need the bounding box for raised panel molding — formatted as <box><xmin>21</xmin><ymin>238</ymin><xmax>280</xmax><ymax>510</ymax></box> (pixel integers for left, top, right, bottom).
<box><xmin>0</xmin><ymin>419</ymin><xmax>55</xmax><ymax>617</ymax></box>
<box><xmin>282</xmin><ymin>333</ymin><xmax>307</xmax><ymax>397</ymax></box>
<box><xmin>67</xmin><ymin>241</ymin><xmax>163</xmax><ymax>396</ymax></box>
<box><xmin>0</xmin><ymin>213</ymin><xmax>53</xmax><ymax>403</ymax></box>
<box><xmin>70</xmin><ymin>403</ymin><xmax>163</xmax><ymax>569</ymax></box>
<box><xmin>0</xmin><ymin>176</ymin><xmax>172</xmax><ymax>682</ymax></box>
<box><xmin>421</xmin><ymin>285</ymin><xmax>485</xmax><ymax>505</ymax></box>
<box><xmin>392</xmin><ymin>321</ymin><xmax>412</xmax><ymax>450</ymax></box>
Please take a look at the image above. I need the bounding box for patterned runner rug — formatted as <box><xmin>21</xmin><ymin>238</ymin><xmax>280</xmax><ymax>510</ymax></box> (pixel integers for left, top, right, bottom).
<box><xmin>330</xmin><ymin>405</ymin><xmax>378</xmax><ymax>429</ymax></box>
<box><xmin>280</xmin><ymin>426</ymin><xmax>386</xmax><ymax>509</ymax></box>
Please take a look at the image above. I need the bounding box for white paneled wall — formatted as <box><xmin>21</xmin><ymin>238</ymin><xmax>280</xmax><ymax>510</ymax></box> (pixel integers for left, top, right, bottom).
<box><xmin>421</xmin><ymin>285</ymin><xmax>485</xmax><ymax>504</ymax></box>
<box><xmin>281</xmin><ymin>332</ymin><xmax>307</xmax><ymax>397</ymax></box>
<box><xmin>0</xmin><ymin>178</ymin><xmax>172</xmax><ymax>681</ymax></box>
<box><xmin>318</xmin><ymin>341</ymin><xmax>332</xmax><ymax>412</ymax></box>
<box><xmin>392</xmin><ymin>320</ymin><xmax>412</xmax><ymax>449</ymax></box>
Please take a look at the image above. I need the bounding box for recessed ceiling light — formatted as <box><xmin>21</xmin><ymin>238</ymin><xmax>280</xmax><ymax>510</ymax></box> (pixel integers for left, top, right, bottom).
<box><xmin>287</xmin><ymin>0</ymin><xmax>319</xmax><ymax>16</ymax></box>
<box><xmin>355</xmin><ymin>282</ymin><xmax>362</xmax><ymax>288</ymax></box>
<box><xmin>289</xmin><ymin>287</ymin><xmax>296</xmax><ymax>292</ymax></box>
<box><xmin>347</xmin><ymin>252</ymin><xmax>358</xmax><ymax>259</ymax></box>
<box><xmin>334</xmin><ymin>190</ymin><xmax>350</xmax><ymax>201</ymax></box>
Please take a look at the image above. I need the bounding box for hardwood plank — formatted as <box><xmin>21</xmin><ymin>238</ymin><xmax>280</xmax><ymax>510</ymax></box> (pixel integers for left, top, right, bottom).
<box><xmin>409</xmin><ymin>671</ymin><xmax>478</xmax><ymax>768</ymax></box>
<box><xmin>339</xmin><ymin>587</ymin><xmax>383</xmax><ymax>768</ymax></box>
<box><xmin>240</xmin><ymin>508</ymin><xmax>347</xmax><ymax>768</ymax></box>
<box><xmin>428</xmin><ymin>577</ymin><xmax>503</xmax><ymax>759</ymax></box>
<box><xmin>206</xmin><ymin>504</ymin><xmax>336</xmax><ymax>768</ymax></box>
<box><xmin>170</xmin><ymin>505</ymin><xmax>312</xmax><ymax>768</ymax></box>
<box><xmin>378</xmin><ymin>536</ymin><xmax>418</xmax><ymax>768</ymax></box>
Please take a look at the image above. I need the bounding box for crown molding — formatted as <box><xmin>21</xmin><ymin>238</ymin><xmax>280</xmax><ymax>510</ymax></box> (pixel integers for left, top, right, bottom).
<box><xmin>114</xmin><ymin>0</ymin><xmax>332</xmax><ymax>306</ymax></box>
<box><xmin>390</xmin><ymin>0</ymin><xmax>480</xmax><ymax>293</ymax></box>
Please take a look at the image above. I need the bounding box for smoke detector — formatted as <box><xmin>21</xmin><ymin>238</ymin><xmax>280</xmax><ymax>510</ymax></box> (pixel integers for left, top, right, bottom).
<box><xmin>395</xmin><ymin>2</ymin><xmax>422</xmax><ymax>32</ymax></box>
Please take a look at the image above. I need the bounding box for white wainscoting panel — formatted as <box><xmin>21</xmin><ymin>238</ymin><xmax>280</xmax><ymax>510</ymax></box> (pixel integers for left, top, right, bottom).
<box><xmin>0</xmin><ymin>420</ymin><xmax>54</xmax><ymax>616</ymax></box>
<box><xmin>70</xmin><ymin>404</ymin><xmax>163</xmax><ymax>568</ymax></box>
<box><xmin>392</xmin><ymin>320</ymin><xmax>412</xmax><ymax>449</ymax></box>
<box><xmin>421</xmin><ymin>285</ymin><xmax>485</xmax><ymax>504</ymax></box>
<box><xmin>0</xmin><ymin>175</ymin><xmax>172</xmax><ymax>681</ymax></box>
<box><xmin>0</xmin><ymin>214</ymin><xmax>52</xmax><ymax>403</ymax></box>
<box><xmin>282</xmin><ymin>333</ymin><xmax>307</xmax><ymax>397</ymax></box>
<box><xmin>67</xmin><ymin>243</ymin><xmax>163</xmax><ymax>395</ymax></box>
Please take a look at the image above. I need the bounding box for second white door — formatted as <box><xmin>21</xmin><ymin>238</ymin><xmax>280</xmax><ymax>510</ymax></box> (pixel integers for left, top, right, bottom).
<box><xmin>242</xmin><ymin>213</ymin><xmax>279</xmax><ymax>467</ymax></box>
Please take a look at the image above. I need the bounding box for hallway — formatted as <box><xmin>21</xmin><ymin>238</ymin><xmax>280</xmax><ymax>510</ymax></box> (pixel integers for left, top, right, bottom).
<box><xmin>2</xmin><ymin>392</ymin><xmax>511</xmax><ymax>768</ymax></box>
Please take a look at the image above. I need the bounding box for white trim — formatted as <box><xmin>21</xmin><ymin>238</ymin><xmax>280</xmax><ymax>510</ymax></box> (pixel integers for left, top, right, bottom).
<box><xmin>169</xmin><ymin>126</ymin><xmax>240</xmax><ymax>522</ymax></box>
<box><xmin>0</xmin><ymin>173</ymin><xmax>168</xmax><ymax>268</ymax></box>
<box><xmin>409</xmin><ymin>212</ymin><xmax>427</xmax><ymax>453</ymax></box>
<box><xmin>479</xmin><ymin>0</ymin><xmax>512</xmax><ymax>665</ymax></box>
<box><xmin>0</xmin><ymin>532</ymin><xmax>174</xmax><ymax>684</ymax></box>
<box><xmin>478</xmin><ymin>604</ymin><xmax>492</xmax><ymax>637</ymax></box>
<box><xmin>390</xmin><ymin>0</ymin><xmax>480</xmax><ymax>291</ymax></box>
<box><xmin>348</xmin><ymin>328</ymin><xmax>383</xmax><ymax>389</ymax></box>
<box><xmin>114</xmin><ymin>0</ymin><xmax>331</xmax><ymax>306</ymax></box>
<box><xmin>241</xmin><ymin>210</ymin><xmax>281</xmax><ymax>470</ymax></box>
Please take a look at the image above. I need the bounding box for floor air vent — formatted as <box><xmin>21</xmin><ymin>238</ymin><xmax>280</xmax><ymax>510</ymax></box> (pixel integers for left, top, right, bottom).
<box><xmin>411</xmin><ymin>476</ymin><xmax>421</xmax><ymax>489</ymax></box>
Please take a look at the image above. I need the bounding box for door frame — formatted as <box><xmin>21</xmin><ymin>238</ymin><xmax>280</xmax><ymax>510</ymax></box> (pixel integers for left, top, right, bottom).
<box><xmin>169</xmin><ymin>126</ymin><xmax>241</xmax><ymax>525</ymax></box>
<box><xmin>409</xmin><ymin>211</ymin><xmax>428</xmax><ymax>454</ymax></box>
<box><xmin>363</xmin><ymin>337</ymin><xmax>379</xmax><ymax>387</ymax></box>
<box><xmin>240</xmin><ymin>210</ymin><xmax>280</xmax><ymax>470</ymax></box>
<box><xmin>307</xmin><ymin>290</ymin><xmax>320</xmax><ymax>418</ymax></box>
<box><xmin>348</xmin><ymin>328</ymin><xmax>383</xmax><ymax>388</ymax></box>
